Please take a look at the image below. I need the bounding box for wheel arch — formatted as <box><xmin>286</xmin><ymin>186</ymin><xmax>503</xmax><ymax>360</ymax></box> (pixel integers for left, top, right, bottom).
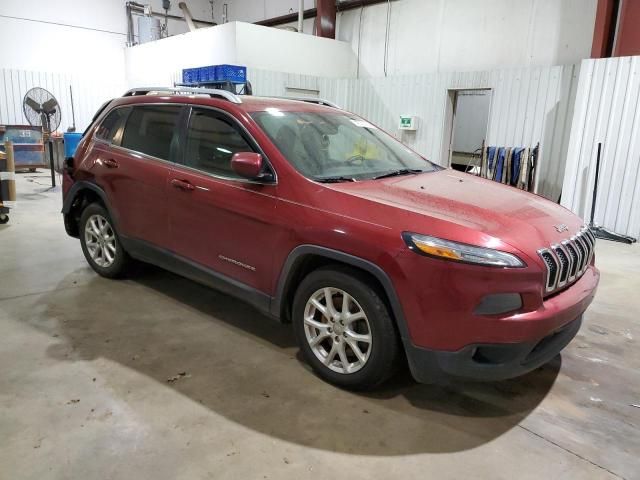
<box><xmin>271</xmin><ymin>245</ymin><xmax>412</xmax><ymax>343</ymax></box>
<box><xmin>62</xmin><ymin>181</ymin><xmax>118</xmax><ymax>238</ymax></box>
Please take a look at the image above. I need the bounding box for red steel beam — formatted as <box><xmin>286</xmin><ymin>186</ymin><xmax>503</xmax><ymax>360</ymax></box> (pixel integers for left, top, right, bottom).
<box><xmin>591</xmin><ymin>0</ymin><xmax>618</xmax><ymax>58</ymax></box>
<box><xmin>614</xmin><ymin>0</ymin><xmax>640</xmax><ymax>56</ymax></box>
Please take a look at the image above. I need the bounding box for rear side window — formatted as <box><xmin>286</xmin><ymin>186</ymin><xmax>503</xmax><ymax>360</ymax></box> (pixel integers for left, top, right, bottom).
<box><xmin>121</xmin><ymin>105</ymin><xmax>181</xmax><ymax>161</ymax></box>
<box><xmin>95</xmin><ymin>107</ymin><xmax>129</xmax><ymax>143</ymax></box>
<box><xmin>184</xmin><ymin>108</ymin><xmax>253</xmax><ymax>178</ymax></box>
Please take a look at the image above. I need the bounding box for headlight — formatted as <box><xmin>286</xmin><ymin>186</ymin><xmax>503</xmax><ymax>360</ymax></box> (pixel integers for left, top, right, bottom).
<box><xmin>402</xmin><ymin>232</ymin><xmax>525</xmax><ymax>268</ymax></box>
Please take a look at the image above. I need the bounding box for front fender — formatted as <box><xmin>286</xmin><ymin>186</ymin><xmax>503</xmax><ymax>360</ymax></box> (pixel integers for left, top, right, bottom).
<box><xmin>271</xmin><ymin>244</ymin><xmax>412</xmax><ymax>342</ymax></box>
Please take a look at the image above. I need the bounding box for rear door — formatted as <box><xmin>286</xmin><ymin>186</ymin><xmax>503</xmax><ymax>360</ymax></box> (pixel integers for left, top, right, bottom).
<box><xmin>167</xmin><ymin>106</ymin><xmax>280</xmax><ymax>294</ymax></box>
<box><xmin>94</xmin><ymin>104</ymin><xmax>182</xmax><ymax>250</ymax></box>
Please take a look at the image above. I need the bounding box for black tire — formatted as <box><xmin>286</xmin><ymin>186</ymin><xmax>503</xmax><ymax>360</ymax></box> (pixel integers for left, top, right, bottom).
<box><xmin>79</xmin><ymin>203</ymin><xmax>130</xmax><ymax>278</ymax></box>
<box><xmin>0</xmin><ymin>214</ymin><xmax>8</xmax><ymax>224</ymax></box>
<box><xmin>292</xmin><ymin>265</ymin><xmax>401</xmax><ymax>390</ymax></box>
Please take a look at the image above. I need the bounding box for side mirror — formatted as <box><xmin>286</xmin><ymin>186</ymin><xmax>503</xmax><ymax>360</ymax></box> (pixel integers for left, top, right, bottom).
<box><xmin>231</xmin><ymin>152</ymin><xmax>267</xmax><ymax>180</ymax></box>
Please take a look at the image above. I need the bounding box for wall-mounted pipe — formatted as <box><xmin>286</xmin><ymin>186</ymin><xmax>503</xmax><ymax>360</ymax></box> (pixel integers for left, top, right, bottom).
<box><xmin>127</xmin><ymin>2</ymin><xmax>215</xmax><ymax>24</ymax></box>
<box><xmin>126</xmin><ymin>3</ymin><xmax>135</xmax><ymax>45</ymax></box>
<box><xmin>178</xmin><ymin>2</ymin><xmax>198</xmax><ymax>31</ymax></box>
<box><xmin>298</xmin><ymin>0</ymin><xmax>304</xmax><ymax>33</ymax></box>
<box><xmin>126</xmin><ymin>1</ymin><xmax>216</xmax><ymax>45</ymax></box>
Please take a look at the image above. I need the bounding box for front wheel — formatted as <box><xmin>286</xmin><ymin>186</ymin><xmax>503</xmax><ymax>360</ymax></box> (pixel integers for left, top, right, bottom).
<box><xmin>79</xmin><ymin>203</ymin><xmax>130</xmax><ymax>278</ymax></box>
<box><xmin>292</xmin><ymin>266</ymin><xmax>401</xmax><ymax>390</ymax></box>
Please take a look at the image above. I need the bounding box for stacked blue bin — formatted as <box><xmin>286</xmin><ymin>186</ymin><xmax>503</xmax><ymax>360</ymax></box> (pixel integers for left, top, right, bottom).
<box><xmin>182</xmin><ymin>65</ymin><xmax>247</xmax><ymax>85</ymax></box>
<box><xmin>213</xmin><ymin>65</ymin><xmax>247</xmax><ymax>83</ymax></box>
<box><xmin>182</xmin><ymin>68</ymin><xmax>200</xmax><ymax>84</ymax></box>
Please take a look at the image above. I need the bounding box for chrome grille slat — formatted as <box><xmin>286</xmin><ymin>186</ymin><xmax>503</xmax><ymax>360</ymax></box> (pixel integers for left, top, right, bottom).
<box><xmin>570</xmin><ymin>235</ymin><xmax>583</xmax><ymax>274</ymax></box>
<box><xmin>582</xmin><ymin>230</ymin><xmax>596</xmax><ymax>264</ymax></box>
<box><xmin>582</xmin><ymin>234</ymin><xmax>593</xmax><ymax>266</ymax></box>
<box><xmin>538</xmin><ymin>226</ymin><xmax>595</xmax><ymax>295</ymax></box>
<box><xmin>552</xmin><ymin>244</ymin><xmax>570</xmax><ymax>286</ymax></box>
<box><xmin>538</xmin><ymin>248</ymin><xmax>559</xmax><ymax>291</ymax></box>
<box><xmin>583</xmin><ymin>230</ymin><xmax>594</xmax><ymax>247</ymax></box>
<box><xmin>567</xmin><ymin>243</ymin><xmax>579</xmax><ymax>278</ymax></box>
<box><xmin>562</xmin><ymin>240</ymin><xmax>578</xmax><ymax>281</ymax></box>
<box><xmin>575</xmin><ymin>235</ymin><xmax>588</xmax><ymax>272</ymax></box>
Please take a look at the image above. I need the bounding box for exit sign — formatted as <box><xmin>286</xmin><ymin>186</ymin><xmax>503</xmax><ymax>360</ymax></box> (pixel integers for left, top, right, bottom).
<box><xmin>399</xmin><ymin>115</ymin><xmax>418</xmax><ymax>131</ymax></box>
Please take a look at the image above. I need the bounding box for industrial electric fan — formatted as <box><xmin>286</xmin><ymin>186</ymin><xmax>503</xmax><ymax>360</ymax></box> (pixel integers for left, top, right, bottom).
<box><xmin>22</xmin><ymin>87</ymin><xmax>62</xmax><ymax>188</ymax></box>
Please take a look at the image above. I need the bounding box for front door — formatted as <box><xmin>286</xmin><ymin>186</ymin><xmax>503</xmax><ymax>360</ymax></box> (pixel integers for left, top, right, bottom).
<box><xmin>168</xmin><ymin>106</ymin><xmax>280</xmax><ymax>294</ymax></box>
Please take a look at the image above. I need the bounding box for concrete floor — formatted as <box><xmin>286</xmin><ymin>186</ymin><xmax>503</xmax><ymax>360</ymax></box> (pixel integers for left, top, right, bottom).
<box><xmin>1</xmin><ymin>171</ymin><xmax>638</xmax><ymax>480</ymax></box>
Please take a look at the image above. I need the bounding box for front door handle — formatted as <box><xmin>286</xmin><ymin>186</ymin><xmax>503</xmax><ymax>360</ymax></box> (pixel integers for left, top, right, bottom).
<box><xmin>171</xmin><ymin>178</ymin><xmax>195</xmax><ymax>191</ymax></box>
<box><xmin>104</xmin><ymin>158</ymin><xmax>119</xmax><ymax>168</ymax></box>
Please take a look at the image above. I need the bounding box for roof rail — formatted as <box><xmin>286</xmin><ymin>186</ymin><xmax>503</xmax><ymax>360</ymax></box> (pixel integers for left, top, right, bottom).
<box><xmin>122</xmin><ymin>87</ymin><xmax>242</xmax><ymax>104</ymax></box>
<box><xmin>276</xmin><ymin>96</ymin><xmax>340</xmax><ymax>108</ymax></box>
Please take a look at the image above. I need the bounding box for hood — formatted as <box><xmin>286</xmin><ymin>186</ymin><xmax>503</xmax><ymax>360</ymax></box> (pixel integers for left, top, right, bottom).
<box><xmin>329</xmin><ymin>169</ymin><xmax>584</xmax><ymax>252</ymax></box>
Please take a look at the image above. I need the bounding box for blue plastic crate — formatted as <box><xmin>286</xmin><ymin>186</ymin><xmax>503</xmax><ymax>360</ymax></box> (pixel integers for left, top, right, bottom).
<box><xmin>201</xmin><ymin>65</ymin><xmax>216</xmax><ymax>82</ymax></box>
<box><xmin>200</xmin><ymin>66</ymin><xmax>216</xmax><ymax>82</ymax></box>
<box><xmin>214</xmin><ymin>64</ymin><xmax>247</xmax><ymax>84</ymax></box>
<box><xmin>182</xmin><ymin>68</ymin><xmax>199</xmax><ymax>84</ymax></box>
<box><xmin>182</xmin><ymin>64</ymin><xmax>247</xmax><ymax>85</ymax></box>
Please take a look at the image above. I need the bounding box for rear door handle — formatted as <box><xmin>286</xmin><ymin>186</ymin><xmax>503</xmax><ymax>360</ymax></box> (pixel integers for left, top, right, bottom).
<box><xmin>171</xmin><ymin>178</ymin><xmax>195</xmax><ymax>191</ymax></box>
<box><xmin>103</xmin><ymin>158</ymin><xmax>119</xmax><ymax>168</ymax></box>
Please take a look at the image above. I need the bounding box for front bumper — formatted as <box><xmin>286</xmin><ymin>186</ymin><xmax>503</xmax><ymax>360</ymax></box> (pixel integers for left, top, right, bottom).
<box><xmin>406</xmin><ymin>315</ymin><xmax>582</xmax><ymax>382</ymax></box>
<box><xmin>401</xmin><ymin>264</ymin><xmax>599</xmax><ymax>383</ymax></box>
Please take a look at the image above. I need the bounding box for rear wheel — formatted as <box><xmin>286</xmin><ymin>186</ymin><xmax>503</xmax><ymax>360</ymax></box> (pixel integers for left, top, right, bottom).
<box><xmin>79</xmin><ymin>203</ymin><xmax>129</xmax><ymax>278</ymax></box>
<box><xmin>292</xmin><ymin>266</ymin><xmax>400</xmax><ymax>390</ymax></box>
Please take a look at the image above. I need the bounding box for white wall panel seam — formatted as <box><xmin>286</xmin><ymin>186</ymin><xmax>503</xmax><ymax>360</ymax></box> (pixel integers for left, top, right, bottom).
<box><xmin>602</xmin><ymin>58</ymin><xmax>632</xmax><ymax>225</ymax></box>
<box><xmin>615</xmin><ymin>59</ymin><xmax>640</xmax><ymax>232</ymax></box>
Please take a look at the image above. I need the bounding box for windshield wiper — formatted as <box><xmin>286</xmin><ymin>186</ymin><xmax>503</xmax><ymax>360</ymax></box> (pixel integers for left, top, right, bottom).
<box><xmin>316</xmin><ymin>176</ymin><xmax>357</xmax><ymax>183</ymax></box>
<box><xmin>371</xmin><ymin>169</ymin><xmax>424</xmax><ymax>180</ymax></box>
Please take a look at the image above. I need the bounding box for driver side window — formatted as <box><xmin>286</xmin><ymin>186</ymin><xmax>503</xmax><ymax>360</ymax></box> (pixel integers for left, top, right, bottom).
<box><xmin>185</xmin><ymin>108</ymin><xmax>254</xmax><ymax>179</ymax></box>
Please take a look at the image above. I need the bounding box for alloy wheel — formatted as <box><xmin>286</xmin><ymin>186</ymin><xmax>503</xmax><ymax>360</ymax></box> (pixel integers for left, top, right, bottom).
<box><xmin>303</xmin><ymin>287</ymin><xmax>372</xmax><ymax>374</ymax></box>
<box><xmin>84</xmin><ymin>214</ymin><xmax>117</xmax><ymax>268</ymax></box>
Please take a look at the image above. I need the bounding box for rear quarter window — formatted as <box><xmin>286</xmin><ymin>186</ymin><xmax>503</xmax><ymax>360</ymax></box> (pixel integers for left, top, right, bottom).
<box><xmin>95</xmin><ymin>107</ymin><xmax>130</xmax><ymax>144</ymax></box>
<box><xmin>120</xmin><ymin>105</ymin><xmax>181</xmax><ymax>161</ymax></box>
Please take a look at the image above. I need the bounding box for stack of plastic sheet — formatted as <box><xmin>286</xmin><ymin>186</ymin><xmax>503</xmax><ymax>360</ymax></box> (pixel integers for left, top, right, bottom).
<box><xmin>480</xmin><ymin>144</ymin><xmax>538</xmax><ymax>192</ymax></box>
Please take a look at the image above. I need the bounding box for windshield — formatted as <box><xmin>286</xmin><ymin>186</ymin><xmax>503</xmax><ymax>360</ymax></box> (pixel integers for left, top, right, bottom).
<box><xmin>251</xmin><ymin>110</ymin><xmax>438</xmax><ymax>182</ymax></box>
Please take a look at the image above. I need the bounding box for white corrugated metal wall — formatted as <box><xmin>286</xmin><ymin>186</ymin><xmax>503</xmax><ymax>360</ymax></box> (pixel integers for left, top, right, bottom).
<box><xmin>319</xmin><ymin>65</ymin><xmax>579</xmax><ymax>201</ymax></box>
<box><xmin>561</xmin><ymin>56</ymin><xmax>640</xmax><ymax>239</ymax></box>
<box><xmin>0</xmin><ymin>68</ymin><xmax>125</xmax><ymax>132</ymax></box>
<box><xmin>1</xmin><ymin>65</ymin><xmax>579</xmax><ymax>204</ymax></box>
<box><xmin>247</xmin><ymin>70</ymin><xmax>320</xmax><ymax>97</ymax></box>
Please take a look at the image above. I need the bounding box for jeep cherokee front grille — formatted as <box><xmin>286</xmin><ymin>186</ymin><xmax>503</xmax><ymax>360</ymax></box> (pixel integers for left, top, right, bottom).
<box><xmin>538</xmin><ymin>227</ymin><xmax>595</xmax><ymax>294</ymax></box>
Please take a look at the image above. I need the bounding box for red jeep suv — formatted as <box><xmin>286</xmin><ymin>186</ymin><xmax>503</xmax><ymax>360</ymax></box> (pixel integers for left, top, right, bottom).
<box><xmin>62</xmin><ymin>87</ymin><xmax>599</xmax><ymax>389</ymax></box>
